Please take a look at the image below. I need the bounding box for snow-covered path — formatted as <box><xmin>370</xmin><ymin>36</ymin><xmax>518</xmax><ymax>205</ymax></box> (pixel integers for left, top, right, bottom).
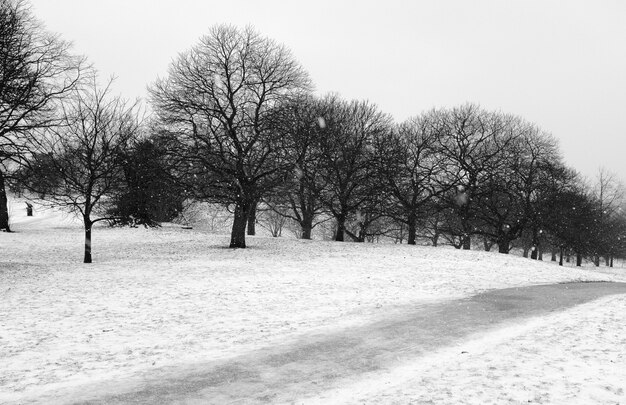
<box><xmin>29</xmin><ymin>282</ymin><xmax>626</xmax><ymax>405</ymax></box>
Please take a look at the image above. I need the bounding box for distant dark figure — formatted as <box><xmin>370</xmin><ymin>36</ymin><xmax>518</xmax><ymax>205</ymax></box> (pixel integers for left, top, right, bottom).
<box><xmin>26</xmin><ymin>202</ymin><xmax>33</xmax><ymax>217</ymax></box>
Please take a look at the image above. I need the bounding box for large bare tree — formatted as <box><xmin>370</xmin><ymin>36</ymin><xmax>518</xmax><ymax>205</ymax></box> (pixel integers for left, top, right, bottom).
<box><xmin>149</xmin><ymin>25</ymin><xmax>311</xmax><ymax>248</ymax></box>
<box><xmin>311</xmin><ymin>96</ymin><xmax>392</xmax><ymax>241</ymax></box>
<box><xmin>376</xmin><ymin>111</ymin><xmax>451</xmax><ymax>245</ymax></box>
<box><xmin>21</xmin><ymin>78</ymin><xmax>141</xmax><ymax>263</ymax></box>
<box><xmin>435</xmin><ymin>104</ymin><xmax>520</xmax><ymax>250</ymax></box>
<box><xmin>0</xmin><ymin>0</ymin><xmax>85</xmax><ymax>231</ymax></box>
<box><xmin>263</xmin><ymin>94</ymin><xmax>329</xmax><ymax>239</ymax></box>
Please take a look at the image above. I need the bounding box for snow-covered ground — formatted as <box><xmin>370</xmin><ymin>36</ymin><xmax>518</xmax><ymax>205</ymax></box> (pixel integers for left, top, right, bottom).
<box><xmin>1</xmin><ymin>196</ymin><xmax>625</xmax><ymax>403</ymax></box>
<box><xmin>307</xmin><ymin>295</ymin><xmax>626</xmax><ymax>404</ymax></box>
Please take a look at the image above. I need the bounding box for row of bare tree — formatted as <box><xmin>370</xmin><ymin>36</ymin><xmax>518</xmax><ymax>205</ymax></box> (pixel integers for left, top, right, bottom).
<box><xmin>2</xmin><ymin>1</ymin><xmax>624</xmax><ymax>264</ymax></box>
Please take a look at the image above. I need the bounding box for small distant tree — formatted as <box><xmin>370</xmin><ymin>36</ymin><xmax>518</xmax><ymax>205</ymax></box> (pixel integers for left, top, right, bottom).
<box><xmin>21</xmin><ymin>77</ymin><xmax>141</xmax><ymax>263</ymax></box>
<box><xmin>0</xmin><ymin>0</ymin><xmax>85</xmax><ymax>231</ymax></box>
<box><xmin>591</xmin><ymin>168</ymin><xmax>625</xmax><ymax>265</ymax></box>
<box><xmin>543</xmin><ymin>186</ymin><xmax>599</xmax><ymax>266</ymax></box>
<box><xmin>257</xmin><ymin>204</ymin><xmax>287</xmax><ymax>237</ymax></box>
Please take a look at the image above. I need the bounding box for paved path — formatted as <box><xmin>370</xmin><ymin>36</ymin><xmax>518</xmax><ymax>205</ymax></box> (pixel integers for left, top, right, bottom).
<box><xmin>65</xmin><ymin>282</ymin><xmax>626</xmax><ymax>405</ymax></box>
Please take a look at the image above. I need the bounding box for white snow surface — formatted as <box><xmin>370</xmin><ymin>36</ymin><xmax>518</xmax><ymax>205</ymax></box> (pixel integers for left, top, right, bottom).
<box><xmin>1</xmin><ymin>197</ymin><xmax>625</xmax><ymax>403</ymax></box>
<box><xmin>305</xmin><ymin>295</ymin><xmax>626</xmax><ymax>404</ymax></box>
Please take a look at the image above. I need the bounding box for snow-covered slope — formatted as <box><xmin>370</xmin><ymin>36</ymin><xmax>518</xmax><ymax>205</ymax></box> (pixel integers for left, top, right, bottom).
<box><xmin>1</xmin><ymin>196</ymin><xmax>625</xmax><ymax>403</ymax></box>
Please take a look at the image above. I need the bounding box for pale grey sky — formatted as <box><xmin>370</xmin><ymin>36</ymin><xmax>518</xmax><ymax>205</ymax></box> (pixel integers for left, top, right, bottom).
<box><xmin>30</xmin><ymin>0</ymin><xmax>626</xmax><ymax>183</ymax></box>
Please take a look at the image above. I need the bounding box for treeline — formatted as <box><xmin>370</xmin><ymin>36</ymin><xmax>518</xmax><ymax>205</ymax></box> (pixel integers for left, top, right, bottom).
<box><xmin>1</xmin><ymin>1</ymin><xmax>624</xmax><ymax>264</ymax></box>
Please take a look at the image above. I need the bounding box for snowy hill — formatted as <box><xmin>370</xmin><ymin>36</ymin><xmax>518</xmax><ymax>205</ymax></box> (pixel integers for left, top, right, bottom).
<box><xmin>1</xmin><ymin>195</ymin><xmax>625</xmax><ymax>403</ymax></box>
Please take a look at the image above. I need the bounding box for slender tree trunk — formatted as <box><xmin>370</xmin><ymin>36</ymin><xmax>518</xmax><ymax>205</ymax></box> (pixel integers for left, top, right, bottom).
<box><xmin>523</xmin><ymin>247</ymin><xmax>529</xmax><ymax>258</ymax></box>
<box><xmin>610</xmin><ymin>256</ymin><xmax>614</xmax><ymax>267</ymax></box>
<box><xmin>230</xmin><ymin>201</ymin><xmax>250</xmax><ymax>248</ymax></box>
<box><xmin>576</xmin><ymin>253</ymin><xmax>582</xmax><ymax>267</ymax></box>
<box><xmin>247</xmin><ymin>199</ymin><xmax>258</xmax><ymax>236</ymax></box>
<box><xmin>559</xmin><ymin>247</ymin><xmax>564</xmax><ymax>266</ymax></box>
<box><xmin>335</xmin><ymin>213</ymin><xmax>346</xmax><ymax>242</ymax></box>
<box><xmin>0</xmin><ymin>169</ymin><xmax>11</xmax><ymax>232</ymax></box>
<box><xmin>530</xmin><ymin>227</ymin><xmax>539</xmax><ymax>259</ymax></box>
<box><xmin>594</xmin><ymin>254</ymin><xmax>599</xmax><ymax>267</ymax></box>
<box><xmin>605</xmin><ymin>256</ymin><xmax>610</xmax><ymax>266</ymax></box>
<box><xmin>551</xmin><ymin>250</ymin><xmax>557</xmax><ymax>262</ymax></box>
<box><xmin>407</xmin><ymin>216</ymin><xmax>417</xmax><ymax>245</ymax></box>
<box><xmin>431</xmin><ymin>233</ymin><xmax>439</xmax><ymax>247</ymax></box>
<box><xmin>566</xmin><ymin>254</ymin><xmax>571</xmax><ymax>263</ymax></box>
<box><xmin>84</xmin><ymin>220</ymin><xmax>93</xmax><ymax>264</ymax></box>
<box><xmin>462</xmin><ymin>234</ymin><xmax>471</xmax><ymax>250</ymax></box>
<box><xmin>538</xmin><ymin>250</ymin><xmax>543</xmax><ymax>260</ymax></box>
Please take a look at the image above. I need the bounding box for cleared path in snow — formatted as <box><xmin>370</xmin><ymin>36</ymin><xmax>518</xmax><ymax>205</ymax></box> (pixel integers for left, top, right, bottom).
<box><xmin>63</xmin><ymin>282</ymin><xmax>626</xmax><ymax>405</ymax></box>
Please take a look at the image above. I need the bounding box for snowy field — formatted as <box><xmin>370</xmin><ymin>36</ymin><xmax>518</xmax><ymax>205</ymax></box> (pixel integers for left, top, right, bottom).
<box><xmin>1</xmin><ymin>197</ymin><xmax>626</xmax><ymax>404</ymax></box>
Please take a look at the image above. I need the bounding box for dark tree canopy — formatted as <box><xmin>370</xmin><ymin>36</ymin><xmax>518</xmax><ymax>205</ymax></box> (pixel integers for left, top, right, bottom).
<box><xmin>108</xmin><ymin>137</ymin><xmax>185</xmax><ymax>227</ymax></box>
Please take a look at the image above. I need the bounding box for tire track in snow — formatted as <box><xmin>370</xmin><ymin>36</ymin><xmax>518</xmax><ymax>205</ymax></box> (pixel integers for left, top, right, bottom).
<box><xmin>28</xmin><ymin>282</ymin><xmax>626</xmax><ymax>404</ymax></box>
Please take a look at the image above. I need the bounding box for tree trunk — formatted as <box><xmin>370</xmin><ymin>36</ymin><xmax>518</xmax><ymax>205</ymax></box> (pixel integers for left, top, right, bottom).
<box><xmin>84</xmin><ymin>221</ymin><xmax>93</xmax><ymax>264</ymax></box>
<box><xmin>462</xmin><ymin>234</ymin><xmax>471</xmax><ymax>250</ymax></box>
<box><xmin>301</xmin><ymin>222</ymin><xmax>312</xmax><ymax>240</ymax></box>
<box><xmin>593</xmin><ymin>254</ymin><xmax>599</xmax><ymax>267</ymax></box>
<box><xmin>605</xmin><ymin>256</ymin><xmax>610</xmax><ymax>266</ymax></box>
<box><xmin>551</xmin><ymin>250</ymin><xmax>557</xmax><ymax>262</ymax></box>
<box><xmin>559</xmin><ymin>247</ymin><xmax>564</xmax><ymax>266</ymax></box>
<box><xmin>431</xmin><ymin>233</ymin><xmax>439</xmax><ymax>247</ymax></box>
<box><xmin>0</xmin><ymin>169</ymin><xmax>11</xmax><ymax>232</ymax></box>
<box><xmin>610</xmin><ymin>256</ymin><xmax>614</xmax><ymax>267</ymax></box>
<box><xmin>530</xmin><ymin>227</ymin><xmax>539</xmax><ymax>259</ymax></box>
<box><xmin>247</xmin><ymin>199</ymin><xmax>257</xmax><ymax>236</ymax></box>
<box><xmin>538</xmin><ymin>250</ymin><xmax>543</xmax><ymax>261</ymax></box>
<box><xmin>230</xmin><ymin>201</ymin><xmax>250</xmax><ymax>248</ymax></box>
<box><xmin>497</xmin><ymin>234</ymin><xmax>510</xmax><ymax>254</ymax></box>
<box><xmin>576</xmin><ymin>253</ymin><xmax>582</xmax><ymax>267</ymax></box>
<box><xmin>407</xmin><ymin>216</ymin><xmax>417</xmax><ymax>245</ymax></box>
<box><xmin>335</xmin><ymin>215</ymin><xmax>346</xmax><ymax>242</ymax></box>
<box><xmin>523</xmin><ymin>247</ymin><xmax>529</xmax><ymax>258</ymax></box>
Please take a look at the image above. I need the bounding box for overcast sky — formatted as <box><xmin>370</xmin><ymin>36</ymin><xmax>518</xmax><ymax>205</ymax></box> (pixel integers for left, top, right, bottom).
<box><xmin>29</xmin><ymin>0</ymin><xmax>626</xmax><ymax>184</ymax></box>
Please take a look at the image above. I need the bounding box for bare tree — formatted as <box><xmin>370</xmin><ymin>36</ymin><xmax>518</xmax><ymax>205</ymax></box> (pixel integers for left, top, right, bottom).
<box><xmin>376</xmin><ymin>111</ymin><xmax>451</xmax><ymax>245</ymax></box>
<box><xmin>473</xmin><ymin>125</ymin><xmax>563</xmax><ymax>254</ymax></box>
<box><xmin>149</xmin><ymin>25</ymin><xmax>310</xmax><ymax>248</ymax></box>
<box><xmin>312</xmin><ymin>97</ymin><xmax>392</xmax><ymax>241</ymax></box>
<box><xmin>436</xmin><ymin>104</ymin><xmax>522</xmax><ymax>251</ymax></box>
<box><xmin>257</xmin><ymin>204</ymin><xmax>287</xmax><ymax>237</ymax></box>
<box><xmin>263</xmin><ymin>94</ymin><xmax>328</xmax><ymax>239</ymax></box>
<box><xmin>0</xmin><ymin>0</ymin><xmax>85</xmax><ymax>231</ymax></box>
<box><xmin>21</xmin><ymin>77</ymin><xmax>141</xmax><ymax>263</ymax></box>
<box><xmin>591</xmin><ymin>168</ymin><xmax>625</xmax><ymax>265</ymax></box>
